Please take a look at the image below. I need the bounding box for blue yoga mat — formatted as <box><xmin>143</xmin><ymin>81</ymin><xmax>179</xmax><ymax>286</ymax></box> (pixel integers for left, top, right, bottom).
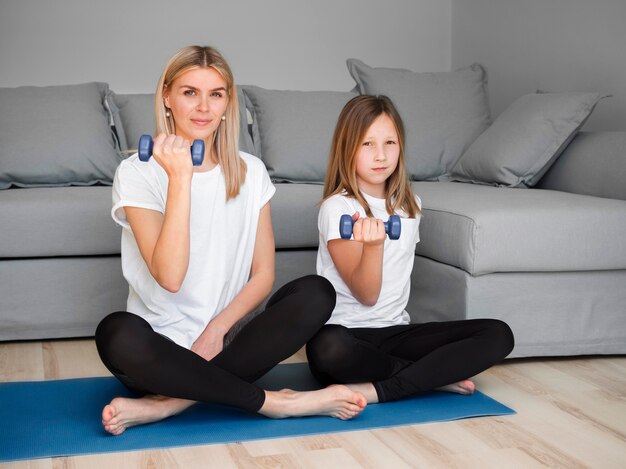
<box><xmin>0</xmin><ymin>363</ymin><xmax>514</xmax><ymax>462</ymax></box>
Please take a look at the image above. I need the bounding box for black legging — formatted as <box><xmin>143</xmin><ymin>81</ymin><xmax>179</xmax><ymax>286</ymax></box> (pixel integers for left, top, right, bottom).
<box><xmin>306</xmin><ymin>319</ymin><xmax>514</xmax><ymax>402</ymax></box>
<box><xmin>95</xmin><ymin>275</ymin><xmax>335</xmax><ymax>413</ymax></box>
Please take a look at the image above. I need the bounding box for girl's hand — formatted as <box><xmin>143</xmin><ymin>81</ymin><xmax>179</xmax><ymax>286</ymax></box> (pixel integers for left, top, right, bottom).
<box><xmin>351</xmin><ymin>212</ymin><xmax>386</xmax><ymax>247</ymax></box>
<box><xmin>327</xmin><ymin>212</ymin><xmax>385</xmax><ymax>306</ymax></box>
<box><xmin>151</xmin><ymin>133</ymin><xmax>194</xmax><ymax>182</ymax></box>
<box><xmin>191</xmin><ymin>321</ymin><xmax>228</xmax><ymax>362</ymax></box>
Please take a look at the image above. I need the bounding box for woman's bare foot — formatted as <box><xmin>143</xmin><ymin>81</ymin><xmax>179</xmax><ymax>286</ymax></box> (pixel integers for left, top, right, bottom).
<box><xmin>259</xmin><ymin>384</ymin><xmax>367</xmax><ymax>420</ymax></box>
<box><xmin>345</xmin><ymin>382</ymin><xmax>379</xmax><ymax>404</ymax></box>
<box><xmin>437</xmin><ymin>379</ymin><xmax>475</xmax><ymax>395</ymax></box>
<box><xmin>101</xmin><ymin>395</ymin><xmax>195</xmax><ymax>435</ymax></box>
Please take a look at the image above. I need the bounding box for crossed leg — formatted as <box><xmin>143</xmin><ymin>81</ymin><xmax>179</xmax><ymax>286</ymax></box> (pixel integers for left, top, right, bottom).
<box><xmin>306</xmin><ymin>319</ymin><xmax>514</xmax><ymax>403</ymax></box>
<box><xmin>96</xmin><ymin>276</ymin><xmax>367</xmax><ymax>434</ymax></box>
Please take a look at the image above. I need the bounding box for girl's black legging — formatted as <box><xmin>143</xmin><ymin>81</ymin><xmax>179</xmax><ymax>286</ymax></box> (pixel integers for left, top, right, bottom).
<box><xmin>306</xmin><ymin>319</ymin><xmax>514</xmax><ymax>402</ymax></box>
<box><xmin>95</xmin><ymin>275</ymin><xmax>335</xmax><ymax>413</ymax></box>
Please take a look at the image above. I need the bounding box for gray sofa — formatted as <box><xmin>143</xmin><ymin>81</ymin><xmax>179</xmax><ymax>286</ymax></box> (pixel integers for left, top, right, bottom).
<box><xmin>1</xmin><ymin>60</ymin><xmax>625</xmax><ymax>359</ymax></box>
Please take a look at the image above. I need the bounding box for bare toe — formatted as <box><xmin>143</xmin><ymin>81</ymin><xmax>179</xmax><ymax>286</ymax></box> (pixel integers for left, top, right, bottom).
<box><xmin>463</xmin><ymin>380</ymin><xmax>476</xmax><ymax>394</ymax></box>
<box><xmin>102</xmin><ymin>404</ymin><xmax>116</xmax><ymax>423</ymax></box>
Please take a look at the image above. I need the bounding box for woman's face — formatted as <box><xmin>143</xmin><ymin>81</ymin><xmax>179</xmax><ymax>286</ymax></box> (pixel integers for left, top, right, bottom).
<box><xmin>355</xmin><ymin>113</ymin><xmax>400</xmax><ymax>198</ymax></box>
<box><xmin>163</xmin><ymin>67</ymin><xmax>229</xmax><ymax>144</ymax></box>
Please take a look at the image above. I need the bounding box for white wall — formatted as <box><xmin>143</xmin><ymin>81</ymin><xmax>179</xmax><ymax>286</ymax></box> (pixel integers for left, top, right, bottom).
<box><xmin>6</xmin><ymin>1</ymin><xmax>621</xmax><ymax>129</ymax></box>
<box><xmin>451</xmin><ymin>0</ymin><xmax>626</xmax><ymax>130</ymax></box>
<box><xmin>0</xmin><ymin>0</ymin><xmax>450</xmax><ymax>93</ymax></box>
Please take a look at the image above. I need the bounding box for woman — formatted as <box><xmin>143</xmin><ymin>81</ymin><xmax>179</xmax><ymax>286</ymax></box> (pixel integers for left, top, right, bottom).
<box><xmin>95</xmin><ymin>46</ymin><xmax>366</xmax><ymax>435</ymax></box>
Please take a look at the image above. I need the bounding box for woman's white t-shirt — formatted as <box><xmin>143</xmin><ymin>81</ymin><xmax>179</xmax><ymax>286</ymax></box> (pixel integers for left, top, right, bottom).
<box><xmin>111</xmin><ymin>152</ymin><xmax>275</xmax><ymax>349</ymax></box>
<box><xmin>317</xmin><ymin>192</ymin><xmax>422</xmax><ymax>328</ymax></box>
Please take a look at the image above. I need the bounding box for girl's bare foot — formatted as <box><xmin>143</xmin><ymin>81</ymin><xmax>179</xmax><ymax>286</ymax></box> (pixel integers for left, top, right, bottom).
<box><xmin>101</xmin><ymin>395</ymin><xmax>195</xmax><ymax>435</ymax></box>
<box><xmin>348</xmin><ymin>380</ymin><xmax>475</xmax><ymax>402</ymax></box>
<box><xmin>259</xmin><ymin>384</ymin><xmax>367</xmax><ymax>420</ymax></box>
<box><xmin>437</xmin><ymin>379</ymin><xmax>475</xmax><ymax>395</ymax></box>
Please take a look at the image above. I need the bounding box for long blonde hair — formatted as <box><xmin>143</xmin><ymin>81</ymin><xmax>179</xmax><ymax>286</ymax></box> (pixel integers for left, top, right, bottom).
<box><xmin>323</xmin><ymin>95</ymin><xmax>420</xmax><ymax>218</ymax></box>
<box><xmin>154</xmin><ymin>45</ymin><xmax>246</xmax><ymax>199</ymax></box>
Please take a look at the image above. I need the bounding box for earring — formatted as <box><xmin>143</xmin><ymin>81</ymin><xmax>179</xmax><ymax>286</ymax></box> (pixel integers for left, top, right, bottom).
<box><xmin>221</xmin><ymin>115</ymin><xmax>226</xmax><ymax>121</ymax></box>
<box><xmin>165</xmin><ymin>109</ymin><xmax>171</xmax><ymax>117</ymax></box>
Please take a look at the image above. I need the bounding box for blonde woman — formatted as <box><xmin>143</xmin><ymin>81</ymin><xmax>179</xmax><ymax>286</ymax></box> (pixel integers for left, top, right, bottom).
<box><xmin>95</xmin><ymin>46</ymin><xmax>366</xmax><ymax>435</ymax></box>
<box><xmin>307</xmin><ymin>95</ymin><xmax>514</xmax><ymax>404</ymax></box>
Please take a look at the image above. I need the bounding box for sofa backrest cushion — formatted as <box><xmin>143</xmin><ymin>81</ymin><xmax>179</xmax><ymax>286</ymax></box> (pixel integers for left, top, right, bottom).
<box><xmin>112</xmin><ymin>93</ymin><xmax>155</xmax><ymax>153</ymax></box>
<box><xmin>0</xmin><ymin>82</ymin><xmax>123</xmax><ymax>189</ymax></box>
<box><xmin>113</xmin><ymin>88</ymin><xmax>254</xmax><ymax>156</ymax></box>
<box><xmin>537</xmin><ymin>131</ymin><xmax>626</xmax><ymax>201</ymax></box>
<box><xmin>241</xmin><ymin>85</ymin><xmax>357</xmax><ymax>183</ymax></box>
<box><xmin>347</xmin><ymin>59</ymin><xmax>491</xmax><ymax>182</ymax></box>
<box><xmin>450</xmin><ymin>92</ymin><xmax>604</xmax><ymax>188</ymax></box>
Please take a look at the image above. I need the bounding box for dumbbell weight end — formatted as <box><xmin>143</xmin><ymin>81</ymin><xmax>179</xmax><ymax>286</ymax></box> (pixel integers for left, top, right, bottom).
<box><xmin>339</xmin><ymin>214</ymin><xmax>401</xmax><ymax>240</ymax></box>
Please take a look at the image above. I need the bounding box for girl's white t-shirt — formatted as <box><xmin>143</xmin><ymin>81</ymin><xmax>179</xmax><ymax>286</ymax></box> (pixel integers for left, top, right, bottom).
<box><xmin>317</xmin><ymin>192</ymin><xmax>422</xmax><ymax>328</ymax></box>
<box><xmin>111</xmin><ymin>152</ymin><xmax>275</xmax><ymax>349</ymax></box>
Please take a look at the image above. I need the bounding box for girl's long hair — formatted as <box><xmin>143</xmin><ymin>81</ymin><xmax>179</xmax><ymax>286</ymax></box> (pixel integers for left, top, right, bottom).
<box><xmin>323</xmin><ymin>95</ymin><xmax>420</xmax><ymax>218</ymax></box>
<box><xmin>155</xmin><ymin>45</ymin><xmax>246</xmax><ymax>200</ymax></box>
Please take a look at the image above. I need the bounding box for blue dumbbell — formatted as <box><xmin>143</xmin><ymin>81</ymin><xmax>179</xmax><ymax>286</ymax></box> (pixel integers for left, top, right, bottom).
<box><xmin>137</xmin><ymin>134</ymin><xmax>204</xmax><ymax>166</ymax></box>
<box><xmin>339</xmin><ymin>214</ymin><xmax>401</xmax><ymax>240</ymax></box>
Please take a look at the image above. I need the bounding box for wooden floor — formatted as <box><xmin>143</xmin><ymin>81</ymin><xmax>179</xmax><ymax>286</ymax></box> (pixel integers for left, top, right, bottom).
<box><xmin>1</xmin><ymin>339</ymin><xmax>625</xmax><ymax>468</ymax></box>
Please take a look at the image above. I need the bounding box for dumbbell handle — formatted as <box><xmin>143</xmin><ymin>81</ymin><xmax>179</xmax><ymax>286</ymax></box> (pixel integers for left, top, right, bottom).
<box><xmin>339</xmin><ymin>214</ymin><xmax>401</xmax><ymax>240</ymax></box>
<box><xmin>137</xmin><ymin>134</ymin><xmax>204</xmax><ymax>166</ymax></box>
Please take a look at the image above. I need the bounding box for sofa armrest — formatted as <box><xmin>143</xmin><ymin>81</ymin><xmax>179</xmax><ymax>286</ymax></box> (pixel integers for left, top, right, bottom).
<box><xmin>537</xmin><ymin>131</ymin><xmax>626</xmax><ymax>200</ymax></box>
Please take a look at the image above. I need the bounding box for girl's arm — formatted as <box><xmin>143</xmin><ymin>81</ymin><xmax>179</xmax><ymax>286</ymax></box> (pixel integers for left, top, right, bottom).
<box><xmin>125</xmin><ymin>134</ymin><xmax>193</xmax><ymax>292</ymax></box>
<box><xmin>327</xmin><ymin>213</ymin><xmax>386</xmax><ymax>306</ymax></box>
<box><xmin>191</xmin><ymin>202</ymin><xmax>275</xmax><ymax>361</ymax></box>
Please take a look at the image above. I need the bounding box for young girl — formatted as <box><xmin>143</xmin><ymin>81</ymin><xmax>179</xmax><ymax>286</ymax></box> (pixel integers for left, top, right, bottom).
<box><xmin>95</xmin><ymin>46</ymin><xmax>366</xmax><ymax>435</ymax></box>
<box><xmin>307</xmin><ymin>95</ymin><xmax>514</xmax><ymax>404</ymax></box>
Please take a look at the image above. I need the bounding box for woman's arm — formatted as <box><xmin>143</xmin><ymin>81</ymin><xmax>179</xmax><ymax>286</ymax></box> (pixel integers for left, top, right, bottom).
<box><xmin>327</xmin><ymin>213</ymin><xmax>386</xmax><ymax>306</ymax></box>
<box><xmin>125</xmin><ymin>134</ymin><xmax>194</xmax><ymax>292</ymax></box>
<box><xmin>191</xmin><ymin>202</ymin><xmax>275</xmax><ymax>361</ymax></box>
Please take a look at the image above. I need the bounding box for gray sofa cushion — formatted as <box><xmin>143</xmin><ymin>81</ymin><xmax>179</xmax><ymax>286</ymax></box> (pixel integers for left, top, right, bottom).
<box><xmin>242</xmin><ymin>85</ymin><xmax>356</xmax><ymax>183</ymax></box>
<box><xmin>537</xmin><ymin>131</ymin><xmax>626</xmax><ymax>201</ymax></box>
<box><xmin>0</xmin><ymin>83</ymin><xmax>123</xmax><ymax>189</ymax></box>
<box><xmin>112</xmin><ymin>93</ymin><xmax>155</xmax><ymax>153</ymax></box>
<box><xmin>413</xmin><ymin>181</ymin><xmax>626</xmax><ymax>275</ymax></box>
<box><xmin>450</xmin><ymin>92</ymin><xmax>603</xmax><ymax>187</ymax></box>
<box><xmin>0</xmin><ymin>187</ymin><xmax>121</xmax><ymax>258</ymax></box>
<box><xmin>271</xmin><ymin>183</ymin><xmax>323</xmax><ymax>248</ymax></box>
<box><xmin>347</xmin><ymin>59</ymin><xmax>491</xmax><ymax>181</ymax></box>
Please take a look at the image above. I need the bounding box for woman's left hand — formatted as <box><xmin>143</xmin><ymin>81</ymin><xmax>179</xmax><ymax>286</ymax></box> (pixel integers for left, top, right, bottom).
<box><xmin>191</xmin><ymin>321</ymin><xmax>228</xmax><ymax>362</ymax></box>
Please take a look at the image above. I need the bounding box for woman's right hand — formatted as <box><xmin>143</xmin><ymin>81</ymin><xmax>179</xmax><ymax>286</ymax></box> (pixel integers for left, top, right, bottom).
<box><xmin>125</xmin><ymin>133</ymin><xmax>194</xmax><ymax>292</ymax></box>
<box><xmin>151</xmin><ymin>133</ymin><xmax>194</xmax><ymax>182</ymax></box>
<box><xmin>351</xmin><ymin>212</ymin><xmax>386</xmax><ymax>247</ymax></box>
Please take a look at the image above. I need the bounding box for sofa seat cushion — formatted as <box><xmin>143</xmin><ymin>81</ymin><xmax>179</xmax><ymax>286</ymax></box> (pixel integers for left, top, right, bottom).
<box><xmin>412</xmin><ymin>181</ymin><xmax>626</xmax><ymax>275</ymax></box>
<box><xmin>271</xmin><ymin>183</ymin><xmax>323</xmax><ymax>249</ymax></box>
<box><xmin>0</xmin><ymin>187</ymin><xmax>121</xmax><ymax>258</ymax></box>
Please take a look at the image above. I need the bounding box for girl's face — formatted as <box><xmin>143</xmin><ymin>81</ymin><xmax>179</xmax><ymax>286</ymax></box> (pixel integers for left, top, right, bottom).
<box><xmin>163</xmin><ymin>67</ymin><xmax>229</xmax><ymax>145</ymax></box>
<box><xmin>355</xmin><ymin>113</ymin><xmax>400</xmax><ymax>198</ymax></box>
